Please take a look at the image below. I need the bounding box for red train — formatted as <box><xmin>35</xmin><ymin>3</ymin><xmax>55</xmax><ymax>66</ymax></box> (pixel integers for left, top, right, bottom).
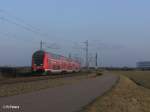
<box><xmin>32</xmin><ymin>50</ymin><xmax>80</xmax><ymax>73</ymax></box>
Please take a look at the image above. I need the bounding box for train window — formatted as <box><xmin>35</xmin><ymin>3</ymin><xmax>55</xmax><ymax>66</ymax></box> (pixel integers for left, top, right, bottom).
<box><xmin>33</xmin><ymin>51</ymin><xmax>44</xmax><ymax>66</ymax></box>
<box><xmin>48</xmin><ymin>57</ymin><xmax>51</xmax><ymax>64</ymax></box>
<box><xmin>48</xmin><ymin>59</ymin><xmax>51</xmax><ymax>64</ymax></box>
<box><xmin>53</xmin><ymin>65</ymin><xmax>60</xmax><ymax>70</ymax></box>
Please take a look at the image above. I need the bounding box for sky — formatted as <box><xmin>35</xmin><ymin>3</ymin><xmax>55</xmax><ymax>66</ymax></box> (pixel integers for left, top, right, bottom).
<box><xmin>0</xmin><ymin>0</ymin><xmax>150</xmax><ymax>67</ymax></box>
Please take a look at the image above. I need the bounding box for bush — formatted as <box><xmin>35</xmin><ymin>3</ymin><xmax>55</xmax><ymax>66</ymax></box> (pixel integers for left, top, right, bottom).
<box><xmin>0</xmin><ymin>67</ymin><xmax>31</xmax><ymax>77</ymax></box>
<box><xmin>96</xmin><ymin>71</ymin><xmax>103</xmax><ymax>76</ymax></box>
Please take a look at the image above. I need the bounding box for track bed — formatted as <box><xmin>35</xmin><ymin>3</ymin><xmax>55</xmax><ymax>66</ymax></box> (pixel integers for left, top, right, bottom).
<box><xmin>0</xmin><ymin>72</ymin><xmax>94</xmax><ymax>86</ymax></box>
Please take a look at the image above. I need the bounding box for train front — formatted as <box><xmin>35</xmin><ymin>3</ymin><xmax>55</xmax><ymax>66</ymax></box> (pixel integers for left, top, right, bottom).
<box><xmin>32</xmin><ymin>50</ymin><xmax>45</xmax><ymax>72</ymax></box>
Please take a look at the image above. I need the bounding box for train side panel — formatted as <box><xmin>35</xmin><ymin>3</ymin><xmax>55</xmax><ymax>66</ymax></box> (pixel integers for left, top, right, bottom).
<box><xmin>32</xmin><ymin>50</ymin><xmax>80</xmax><ymax>74</ymax></box>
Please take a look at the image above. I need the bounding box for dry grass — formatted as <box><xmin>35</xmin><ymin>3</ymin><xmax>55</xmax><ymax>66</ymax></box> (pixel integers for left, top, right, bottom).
<box><xmin>111</xmin><ymin>70</ymin><xmax>150</xmax><ymax>89</ymax></box>
<box><xmin>0</xmin><ymin>73</ymin><xmax>97</xmax><ymax>97</ymax></box>
<box><xmin>82</xmin><ymin>75</ymin><xmax>150</xmax><ymax>112</ymax></box>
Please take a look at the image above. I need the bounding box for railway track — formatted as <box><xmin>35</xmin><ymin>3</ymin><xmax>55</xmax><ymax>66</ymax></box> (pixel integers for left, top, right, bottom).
<box><xmin>0</xmin><ymin>72</ymin><xmax>94</xmax><ymax>86</ymax></box>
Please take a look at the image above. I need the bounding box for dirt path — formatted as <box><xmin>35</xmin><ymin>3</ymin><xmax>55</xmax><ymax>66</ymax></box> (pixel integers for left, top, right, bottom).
<box><xmin>0</xmin><ymin>74</ymin><xmax>118</xmax><ymax>112</ymax></box>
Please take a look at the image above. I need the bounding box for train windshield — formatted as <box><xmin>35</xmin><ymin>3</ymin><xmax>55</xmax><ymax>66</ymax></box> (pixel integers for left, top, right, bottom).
<box><xmin>33</xmin><ymin>51</ymin><xmax>44</xmax><ymax>66</ymax></box>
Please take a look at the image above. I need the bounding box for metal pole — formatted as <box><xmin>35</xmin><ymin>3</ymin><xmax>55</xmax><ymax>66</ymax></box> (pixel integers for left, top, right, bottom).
<box><xmin>40</xmin><ymin>40</ymin><xmax>43</xmax><ymax>50</ymax></box>
<box><xmin>84</xmin><ymin>40</ymin><xmax>89</xmax><ymax>69</ymax></box>
<box><xmin>95</xmin><ymin>52</ymin><xmax>98</xmax><ymax>69</ymax></box>
<box><xmin>68</xmin><ymin>53</ymin><xmax>71</xmax><ymax>59</ymax></box>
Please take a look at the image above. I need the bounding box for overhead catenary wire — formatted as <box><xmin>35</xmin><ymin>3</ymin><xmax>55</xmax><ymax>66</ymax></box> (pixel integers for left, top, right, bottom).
<box><xmin>0</xmin><ymin>16</ymin><xmax>47</xmax><ymax>37</ymax></box>
<box><xmin>0</xmin><ymin>31</ymin><xmax>40</xmax><ymax>46</ymax></box>
<box><xmin>0</xmin><ymin>9</ymin><xmax>58</xmax><ymax>48</ymax></box>
<box><xmin>0</xmin><ymin>9</ymin><xmax>63</xmax><ymax>48</ymax></box>
<box><xmin>0</xmin><ymin>9</ymin><xmax>41</xmax><ymax>32</ymax></box>
<box><xmin>0</xmin><ymin>30</ymin><xmax>61</xmax><ymax>51</ymax></box>
<box><xmin>0</xmin><ymin>9</ymin><xmax>50</xmax><ymax>38</ymax></box>
<box><xmin>41</xmin><ymin>40</ymin><xmax>61</xmax><ymax>51</ymax></box>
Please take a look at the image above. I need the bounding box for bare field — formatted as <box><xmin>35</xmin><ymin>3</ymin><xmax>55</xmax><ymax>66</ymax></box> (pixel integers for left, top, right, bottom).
<box><xmin>82</xmin><ymin>75</ymin><xmax>150</xmax><ymax>112</ymax></box>
<box><xmin>110</xmin><ymin>70</ymin><xmax>150</xmax><ymax>89</ymax></box>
